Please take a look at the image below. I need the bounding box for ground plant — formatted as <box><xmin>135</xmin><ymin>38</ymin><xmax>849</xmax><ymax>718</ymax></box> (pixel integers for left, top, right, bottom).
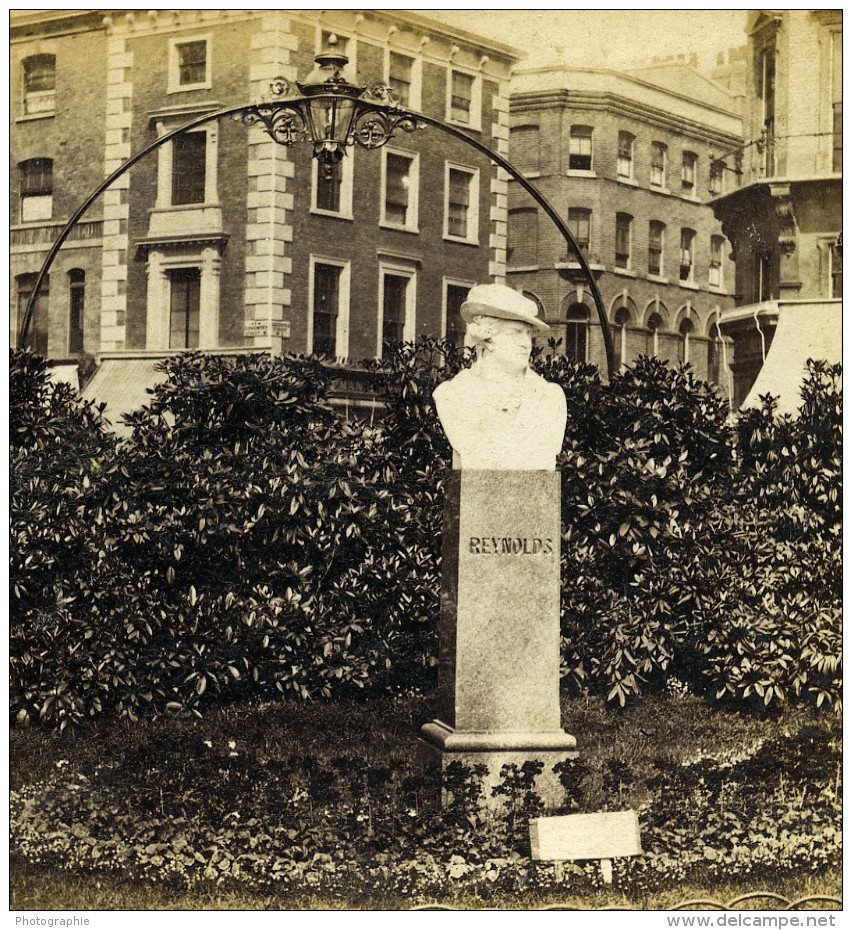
<box><xmin>10</xmin><ymin>694</ymin><xmax>841</xmax><ymax>909</ymax></box>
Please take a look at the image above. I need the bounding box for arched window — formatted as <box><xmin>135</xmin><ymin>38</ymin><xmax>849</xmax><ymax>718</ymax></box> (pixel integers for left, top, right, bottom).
<box><xmin>646</xmin><ymin>312</ymin><xmax>663</xmax><ymax>357</ymax></box>
<box><xmin>565</xmin><ymin>302</ymin><xmax>589</xmax><ymax>363</ymax></box>
<box><xmin>68</xmin><ymin>269</ymin><xmax>85</xmax><ymax>355</ymax></box>
<box><xmin>612</xmin><ymin>306</ymin><xmax>631</xmax><ymax>369</ymax></box>
<box><xmin>22</xmin><ymin>54</ymin><xmax>55</xmax><ymax>116</ymax></box>
<box><xmin>679</xmin><ymin>318</ymin><xmax>695</xmax><ymax>364</ymax></box>
<box><xmin>19</xmin><ymin>158</ymin><xmax>53</xmax><ymax>222</ymax></box>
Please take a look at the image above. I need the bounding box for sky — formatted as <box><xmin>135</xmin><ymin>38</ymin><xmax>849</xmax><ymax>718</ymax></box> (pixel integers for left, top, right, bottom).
<box><xmin>419</xmin><ymin>9</ymin><xmax>751</xmax><ymax>71</ymax></box>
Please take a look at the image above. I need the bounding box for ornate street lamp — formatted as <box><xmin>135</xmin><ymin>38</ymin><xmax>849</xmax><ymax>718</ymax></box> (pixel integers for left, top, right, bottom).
<box><xmin>17</xmin><ymin>36</ymin><xmax>614</xmax><ymax>376</ymax></box>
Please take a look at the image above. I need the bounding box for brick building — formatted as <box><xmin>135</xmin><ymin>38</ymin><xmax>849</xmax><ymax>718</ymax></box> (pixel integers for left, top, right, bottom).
<box><xmin>10</xmin><ymin>10</ymin><xmax>520</xmax><ymax>420</ymax></box>
<box><xmin>710</xmin><ymin>10</ymin><xmax>842</xmax><ymax>412</ymax></box>
<box><xmin>507</xmin><ymin>61</ymin><xmax>742</xmax><ymax>394</ymax></box>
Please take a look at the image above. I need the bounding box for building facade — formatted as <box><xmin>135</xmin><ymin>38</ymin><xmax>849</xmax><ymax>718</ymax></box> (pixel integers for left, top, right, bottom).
<box><xmin>10</xmin><ymin>10</ymin><xmax>520</xmax><ymax>418</ymax></box>
<box><xmin>711</xmin><ymin>10</ymin><xmax>842</xmax><ymax>412</ymax></box>
<box><xmin>507</xmin><ymin>62</ymin><xmax>742</xmax><ymax>394</ymax></box>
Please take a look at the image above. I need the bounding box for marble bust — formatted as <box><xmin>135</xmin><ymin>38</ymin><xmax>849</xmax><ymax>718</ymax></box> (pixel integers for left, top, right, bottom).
<box><xmin>433</xmin><ymin>284</ymin><xmax>567</xmax><ymax>470</ymax></box>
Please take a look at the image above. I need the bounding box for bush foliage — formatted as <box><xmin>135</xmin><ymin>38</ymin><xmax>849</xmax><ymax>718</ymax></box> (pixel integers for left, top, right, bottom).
<box><xmin>9</xmin><ymin>346</ymin><xmax>841</xmax><ymax>728</ymax></box>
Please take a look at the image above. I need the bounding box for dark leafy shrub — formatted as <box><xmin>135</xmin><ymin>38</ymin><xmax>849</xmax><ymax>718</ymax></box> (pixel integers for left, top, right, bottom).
<box><xmin>10</xmin><ymin>349</ymin><xmax>115</xmax><ymax>628</ymax></box>
<box><xmin>10</xmin><ymin>344</ymin><xmax>842</xmax><ymax>728</ymax></box>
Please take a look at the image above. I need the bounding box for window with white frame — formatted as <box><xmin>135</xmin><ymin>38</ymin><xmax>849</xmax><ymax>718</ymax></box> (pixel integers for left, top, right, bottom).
<box><xmin>617</xmin><ymin>131</ymin><xmax>635</xmax><ymax>180</ymax></box>
<box><xmin>615</xmin><ymin>213</ymin><xmax>632</xmax><ymax>269</ymax></box>
<box><xmin>168</xmin><ymin>37</ymin><xmax>211</xmax><ymax>92</ymax></box>
<box><xmin>648</xmin><ymin>221</ymin><xmax>665</xmax><ymax>277</ymax></box>
<box><xmin>379</xmin><ymin>265</ymin><xmax>416</xmax><ymax>358</ymax></box>
<box><xmin>388</xmin><ymin>50</ymin><xmax>419</xmax><ymax>109</ymax></box>
<box><xmin>312</xmin><ymin>151</ymin><xmax>353</xmax><ymax>217</ymax></box>
<box><xmin>682</xmin><ymin>151</ymin><xmax>697</xmax><ymax>192</ymax></box>
<box><xmin>154</xmin><ymin>119</ymin><xmax>218</xmax><ymax>210</ymax></box>
<box><xmin>19</xmin><ymin>158</ymin><xmax>53</xmax><ymax>222</ymax></box>
<box><xmin>680</xmin><ymin>229</ymin><xmax>696</xmax><ymax>282</ymax></box>
<box><xmin>650</xmin><ymin>141</ymin><xmax>667</xmax><ymax>188</ymax></box>
<box><xmin>445</xmin><ymin>165</ymin><xmax>479</xmax><ymax>241</ymax></box>
<box><xmin>172</xmin><ymin>132</ymin><xmax>207</xmax><ymax>205</ymax></box>
<box><xmin>448</xmin><ymin>69</ymin><xmax>480</xmax><ymax>127</ymax></box>
<box><xmin>22</xmin><ymin>54</ymin><xmax>56</xmax><ymax>116</ymax></box>
<box><xmin>168</xmin><ymin>268</ymin><xmax>201</xmax><ymax>349</ymax></box>
<box><xmin>709</xmin><ymin>235</ymin><xmax>725</xmax><ymax>287</ymax></box>
<box><xmin>382</xmin><ymin>149</ymin><xmax>419</xmax><ymax>230</ymax></box>
<box><xmin>310</xmin><ymin>259</ymin><xmax>350</xmax><ymax>358</ymax></box>
<box><xmin>569</xmin><ymin>125</ymin><xmax>593</xmax><ymax>171</ymax></box>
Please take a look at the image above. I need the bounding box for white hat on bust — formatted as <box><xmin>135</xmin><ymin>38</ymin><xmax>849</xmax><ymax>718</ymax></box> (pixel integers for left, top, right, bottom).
<box><xmin>460</xmin><ymin>283</ymin><xmax>549</xmax><ymax>332</ymax></box>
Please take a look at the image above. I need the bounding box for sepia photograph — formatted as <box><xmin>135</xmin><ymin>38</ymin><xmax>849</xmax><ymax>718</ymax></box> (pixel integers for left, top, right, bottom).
<box><xmin>9</xmin><ymin>7</ymin><xmax>842</xmax><ymax>918</ymax></box>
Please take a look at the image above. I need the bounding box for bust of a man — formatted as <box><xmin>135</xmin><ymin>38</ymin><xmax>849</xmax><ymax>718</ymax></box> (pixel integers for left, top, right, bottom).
<box><xmin>433</xmin><ymin>284</ymin><xmax>567</xmax><ymax>470</ymax></box>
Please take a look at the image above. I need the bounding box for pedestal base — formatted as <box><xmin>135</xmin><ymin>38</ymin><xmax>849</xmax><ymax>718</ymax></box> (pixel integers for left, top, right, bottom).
<box><xmin>420</xmin><ymin>719</ymin><xmax>577</xmax><ymax>811</ymax></box>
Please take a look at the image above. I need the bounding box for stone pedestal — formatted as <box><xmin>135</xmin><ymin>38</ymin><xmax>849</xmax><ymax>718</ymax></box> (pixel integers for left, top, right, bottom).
<box><xmin>420</xmin><ymin>470</ymin><xmax>576</xmax><ymax>810</ymax></box>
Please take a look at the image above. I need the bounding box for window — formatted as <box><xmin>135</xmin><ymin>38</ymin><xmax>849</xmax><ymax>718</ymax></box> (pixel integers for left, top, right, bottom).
<box><xmin>617</xmin><ymin>132</ymin><xmax>635</xmax><ymax>180</ymax></box>
<box><xmin>388</xmin><ymin>51</ymin><xmax>416</xmax><ymax>108</ymax></box>
<box><xmin>19</xmin><ymin>158</ymin><xmax>53</xmax><ymax>222</ymax></box>
<box><xmin>830</xmin><ymin>237</ymin><xmax>842</xmax><ymax>298</ymax></box>
<box><xmin>445</xmin><ymin>165</ymin><xmax>479</xmax><ymax>241</ymax></box>
<box><xmin>168</xmin><ymin>268</ymin><xmax>201</xmax><ymax>349</ymax></box>
<box><xmin>752</xmin><ymin>249</ymin><xmax>774</xmax><ymax>302</ymax></box>
<box><xmin>382</xmin><ymin>150</ymin><xmax>418</xmax><ymax>229</ymax></box>
<box><xmin>507</xmin><ymin>208</ymin><xmax>538</xmax><ymax>266</ymax></box>
<box><xmin>646</xmin><ymin>311</ymin><xmax>662</xmax><ymax>357</ymax></box>
<box><xmin>316</xmin><ymin>161</ymin><xmax>342</xmax><ymax>213</ymax></box>
<box><xmin>615</xmin><ymin>213</ymin><xmax>632</xmax><ymax>270</ymax></box>
<box><xmin>832</xmin><ymin>31</ymin><xmax>842</xmax><ymax>172</ymax></box>
<box><xmin>568</xmin><ymin>208</ymin><xmax>591</xmax><ymax>257</ymax></box>
<box><xmin>379</xmin><ymin>269</ymin><xmax>416</xmax><ymax>358</ymax></box>
<box><xmin>613</xmin><ymin>306</ymin><xmax>631</xmax><ymax>370</ymax></box>
<box><xmin>68</xmin><ymin>269</ymin><xmax>85</xmax><ymax>355</ymax></box>
<box><xmin>445</xmin><ymin>282</ymin><xmax>470</xmax><ymax>348</ymax></box>
<box><xmin>682</xmin><ymin>151</ymin><xmax>697</xmax><ymax>192</ymax></box>
<box><xmin>17</xmin><ymin>273</ymin><xmax>49</xmax><ymax>356</ymax></box>
<box><xmin>22</xmin><ymin>54</ymin><xmax>55</xmax><ymax>116</ymax></box>
<box><xmin>172</xmin><ymin>132</ymin><xmax>207</xmax><ymax>205</ymax></box>
<box><xmin>709</xmin><ymin>158</ymin><xmax>724</xmax><ymax>195</ymax></box>
<box><xmin>648</xmin><ymin>221</ymin><xmax>665</xmax><ymax>277</ymax></box>
<box><xmin>679</xmin><ymin>229</ymin><xmax>696</xmax><ymax>282</ymax></box>
<box><xmin>758</xmin><ymin>45</ymin><xmax>776</xmax><ymax>176</ymax></box>
<box><xmin>709</xmin><ymin>236</ymin><xmax>725</xmax><ymax>287</ymax></box>
<box><xmin>650</xmin><ymin>142</ymin><xmax>667</xmax><ymax>188</ymax></box>
<box><xmin>449</xmin><ymin>69</ymin><xmax>479</xmax><ymax>127</ymax></box>
<box><xmin>565</xmin><ymin>303</ymin><xmax>589</xmax><ymax>363</ymax></box>
<box><xmin>169</xmin><ymin>37</ymin><xmax>210</xmax><ymax>91</ymax></box>
<box><xmin>679</xmin><ymin>318</ymin><xmax>695</xmax><ymax>364</ymax></box>
<box><xmin>312</xmin><ymin>263</ymin><xmax>341</xmax><ymax>356</ymax></box>
<box><xmin>569</xmin><ymin>125</ymin><xmax>593</xmax><ymax>171</ymax></box>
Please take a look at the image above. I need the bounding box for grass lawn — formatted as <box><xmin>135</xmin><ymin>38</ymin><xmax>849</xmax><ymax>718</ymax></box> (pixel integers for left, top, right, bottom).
<box><xmin>10</xmin><ymin>692</ymin><xmax>841</xmax><ymax>910</ymax></box>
